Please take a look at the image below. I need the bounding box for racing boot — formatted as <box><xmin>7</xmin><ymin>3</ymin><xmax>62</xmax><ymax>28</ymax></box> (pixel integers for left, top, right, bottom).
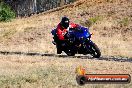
<box><xmin>56</xmin><ymin>44</ymin><xmax>62</xmax><ymax>54</ymax></box>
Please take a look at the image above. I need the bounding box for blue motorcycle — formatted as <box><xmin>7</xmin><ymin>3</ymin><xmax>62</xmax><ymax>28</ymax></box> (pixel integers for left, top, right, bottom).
<box><xmin>51</xmin><ymin>26</ymin><xmax>101</xmax><ymax>58</ymax></box>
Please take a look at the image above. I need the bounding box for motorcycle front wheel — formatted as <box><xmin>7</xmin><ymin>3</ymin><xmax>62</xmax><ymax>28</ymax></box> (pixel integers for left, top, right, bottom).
<box><xmin>87</xmin><ymin>42</ymin><xmax>101</xmax><ymax>58</ymax></box>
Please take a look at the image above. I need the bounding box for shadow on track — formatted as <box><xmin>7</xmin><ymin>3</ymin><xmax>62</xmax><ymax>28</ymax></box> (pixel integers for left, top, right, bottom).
<box><xmin>0</xmin><ymin>51</ymin><xmax>131</xmax><ymax>63</ymax></box>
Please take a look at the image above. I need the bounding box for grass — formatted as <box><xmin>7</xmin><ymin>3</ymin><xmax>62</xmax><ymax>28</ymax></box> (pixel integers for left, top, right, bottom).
<box><xmin>23</xmin><ymin>27</ymin><xmax>36</xmax><ymax>33</ymax></box>
<box><xmin>2</xmin><ymin>29</ymin><xmax>16</xmax><ymax>38</ymax></box>
<box><xmin>89</xmin><ymin>16</ymin><xmax>102</xmax><ymax>24</ymax></box>
<box><xmin>80</xmin><ymin>15</ymin><xmax>103</xmax><ymax>27</ymax></box>
<box><xmin>0</xmin><ymin>55</ymin><xmax>131</xmax><ymax>88</ymax></box>
<box><xmin>0</xmin><ymin>56</ymin><xmax>75</xmax><ymax>88</ymax></box>
<box><xmin>106</xmin><ymin>0</ymin><xmax>113</xmax><ymax>3</ymax></box>
<box><xmin>119</xmin><ymin>17</ymin><xmax>130</xmax><ymax>27</ymax></box>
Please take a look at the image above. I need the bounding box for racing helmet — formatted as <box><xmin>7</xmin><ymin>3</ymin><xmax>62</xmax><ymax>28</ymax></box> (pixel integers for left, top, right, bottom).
<box><xmin>61</xmin><ymin>16</ymin><xmax>70</xmax><ymax>29</ymax></box>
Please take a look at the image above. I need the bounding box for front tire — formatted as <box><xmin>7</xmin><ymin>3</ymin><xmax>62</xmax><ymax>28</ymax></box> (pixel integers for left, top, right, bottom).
<box><xmin>88</xmin><ymin>42</ymin><xmax>101</xmax><ymax>58</ymax></box>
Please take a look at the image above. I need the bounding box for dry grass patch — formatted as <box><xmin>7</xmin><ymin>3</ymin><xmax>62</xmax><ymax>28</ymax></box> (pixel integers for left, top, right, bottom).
<box><xmin>0</xmin><ymin>55</ymin><xmax>131</xmax><ymax>88</ymax></box>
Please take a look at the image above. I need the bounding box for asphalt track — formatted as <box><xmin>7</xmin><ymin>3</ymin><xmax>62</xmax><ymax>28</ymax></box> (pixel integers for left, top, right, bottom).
<box><xmin>0</xmin><ymin>51</ymin><xmax>131</xmax><ymax>63</ymax></box>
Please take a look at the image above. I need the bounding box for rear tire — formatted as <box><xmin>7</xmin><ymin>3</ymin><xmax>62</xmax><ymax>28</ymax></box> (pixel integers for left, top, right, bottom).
<box><xmin>65</xmin><ymin>49</ymin><xmax>75</xmax><ymax>56</ymax></box>
<box><xmin>67</xmin><ymin>52</ymin><xmax>75</xmax><ymax>56</ymax></box>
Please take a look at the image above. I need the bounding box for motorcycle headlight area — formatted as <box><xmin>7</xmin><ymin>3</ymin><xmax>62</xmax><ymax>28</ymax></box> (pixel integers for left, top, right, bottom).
<box><xmin>86</xmin><ymin>33</ymin><xmax>90</xmax><ymax>37</ymax></box>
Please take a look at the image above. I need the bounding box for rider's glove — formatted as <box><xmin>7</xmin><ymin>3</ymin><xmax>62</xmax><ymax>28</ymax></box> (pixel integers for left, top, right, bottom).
<box><xmin>64</xmin><ymin>32</ymin><xmax>69</xmax><ymax>39</ymax></box>
<box><xmin>66</xmin><ymin>27</ymin><xmax>69</xmax><ymax>31</ymax></box>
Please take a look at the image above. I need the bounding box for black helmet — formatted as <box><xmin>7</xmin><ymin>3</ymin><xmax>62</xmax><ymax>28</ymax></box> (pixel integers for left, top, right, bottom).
<box><xmin>61</xmin><ymin>17</ymin><xmax>70</xmax><ymax>29</ymax></box>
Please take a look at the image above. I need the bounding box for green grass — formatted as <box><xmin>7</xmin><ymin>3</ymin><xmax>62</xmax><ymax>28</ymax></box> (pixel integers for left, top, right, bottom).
<box><xmin>80</xmin><ymin>16</ymin><xmax>103</xmax><ymax>27</ymax></box>
<box><xmin>119</xmin><ymin>17</ymin><xmax>130</xmax><ymax>27</ymax></box>
<box><xmin>89</xmin><ymin>16</ymin><xmax>102</xmax><ymax>24</ymax></box>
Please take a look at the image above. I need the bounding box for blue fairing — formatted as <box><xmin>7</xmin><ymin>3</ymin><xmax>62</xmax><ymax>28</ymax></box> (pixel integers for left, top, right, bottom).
<box><xmin>51</xmin><ymin>26</ymin><xmax>91</xmax><ymax>43</ymax></box>
<box><xmin>70</xmin><ymin>26</ymin><xmax>91</xmax><ymax>41</ymax></box>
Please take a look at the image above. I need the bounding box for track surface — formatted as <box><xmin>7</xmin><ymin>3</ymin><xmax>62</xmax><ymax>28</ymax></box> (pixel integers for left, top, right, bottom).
<box><xmin>0</xmin><ymin>51</ymin><xmax>131</xmax><ymax>63</ymax></box>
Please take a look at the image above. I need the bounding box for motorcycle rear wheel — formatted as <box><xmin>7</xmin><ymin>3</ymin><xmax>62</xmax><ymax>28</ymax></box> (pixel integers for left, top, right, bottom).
<box><xmin>64</xmin><ymin>49</ymin><xmax>75</xmax><ymax>56</ymax></box>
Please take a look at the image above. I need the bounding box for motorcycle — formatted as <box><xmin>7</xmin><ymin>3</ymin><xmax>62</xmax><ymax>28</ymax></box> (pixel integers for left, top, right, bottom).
<box><xmin>51</xmin><ymin>26</ymin><xmax>101</xmax><ymax>58</ymax></box>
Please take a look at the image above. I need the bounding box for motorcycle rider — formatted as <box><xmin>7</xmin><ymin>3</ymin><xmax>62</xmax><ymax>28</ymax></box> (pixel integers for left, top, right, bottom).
<box><xmin>55</xmin><ymin>16</ymin><xmax>79</xmax><ymax>54</ymax></box>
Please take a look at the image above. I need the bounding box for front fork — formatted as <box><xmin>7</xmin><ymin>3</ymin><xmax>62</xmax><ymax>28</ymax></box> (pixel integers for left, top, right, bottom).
<box><xmin>83</xmin><ymin>39</ymin><xmax>94</xmax><ymax>53</ymax></box>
